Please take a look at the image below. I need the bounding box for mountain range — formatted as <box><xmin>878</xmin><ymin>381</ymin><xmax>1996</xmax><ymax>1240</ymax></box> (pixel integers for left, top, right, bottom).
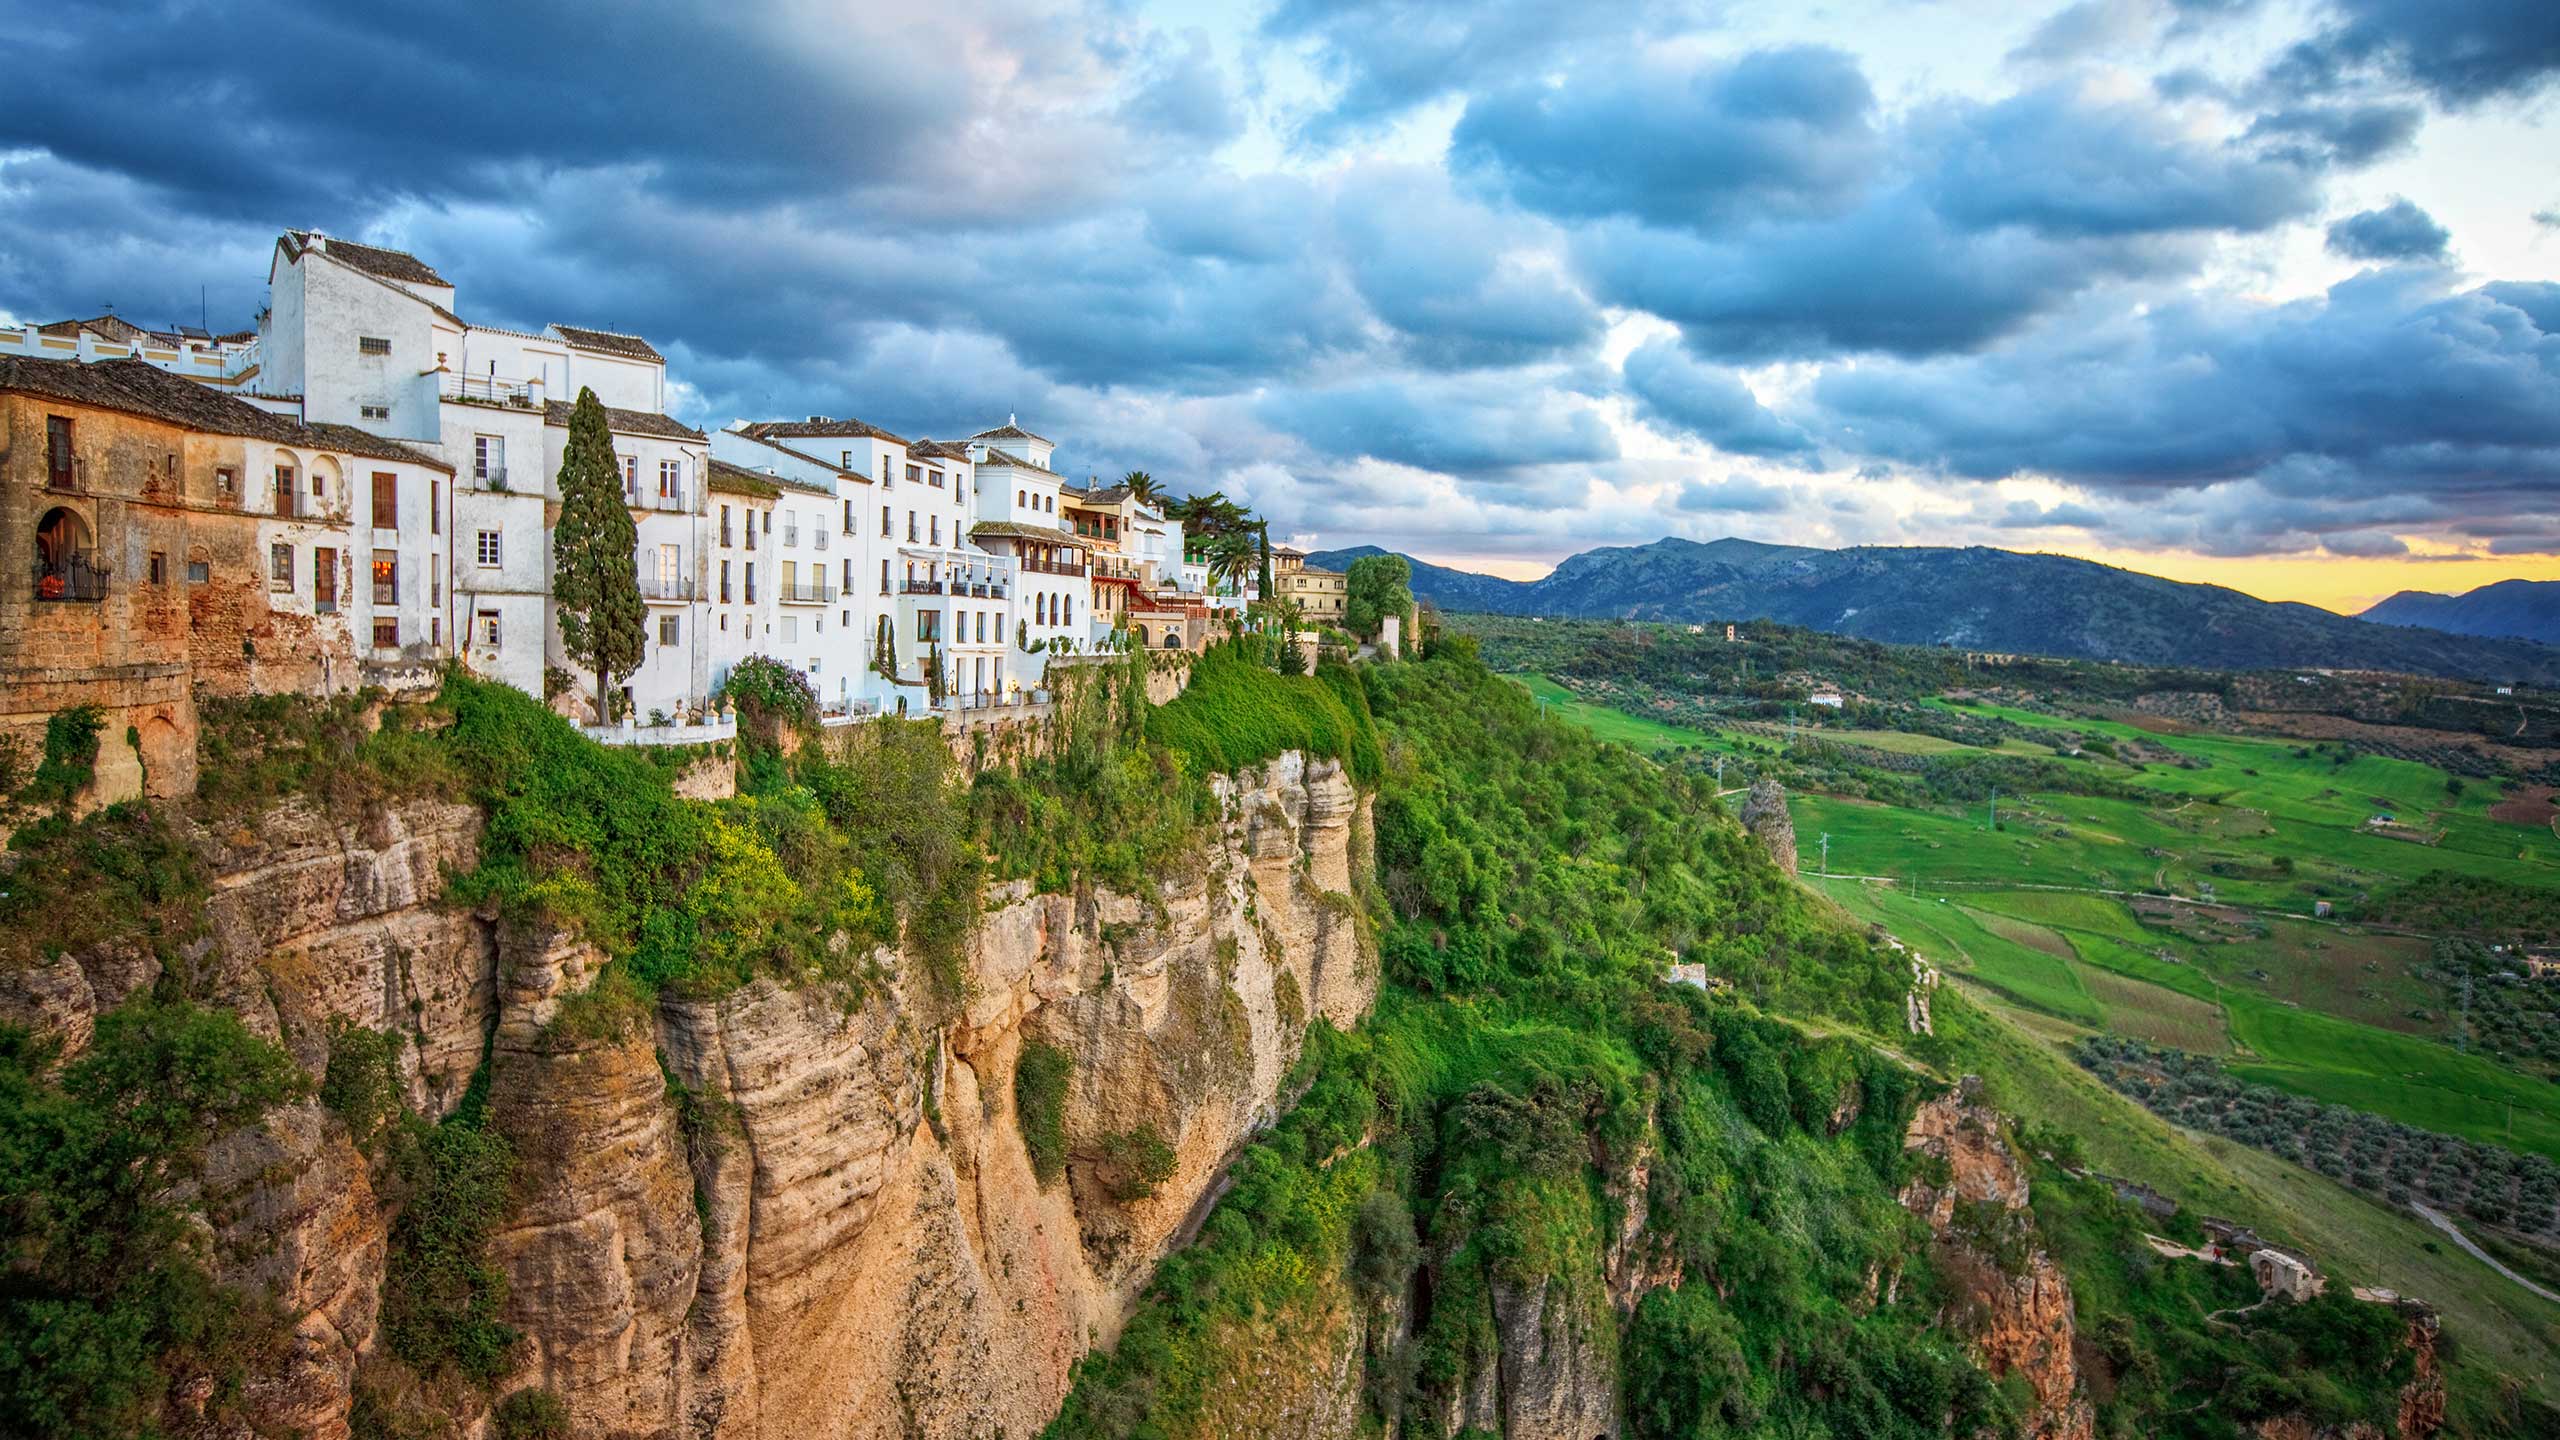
<box><xmin>2360</xmin><ymin>579</ymin><xmax>2560</xmax><ymax>647</ymax></box>
<box><xmin>1306</xmin><ymin>537</ymin><xmax>2560</xmax><ymax>684</ymax></box>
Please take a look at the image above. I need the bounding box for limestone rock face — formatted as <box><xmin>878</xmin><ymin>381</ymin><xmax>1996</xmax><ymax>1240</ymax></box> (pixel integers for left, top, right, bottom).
<box><xmin>1737</xmin><ymin>778</ymin><xmax>1798</xmax><ymax>874</ymax></box>
<box><xmin>34</xmin><ymin>755</ymin><xmax>1373</xmax><ymax>1440</ymax></box>
<box><xmin>1902</xmin><ymin>1081</ymin><xmax>2094</xmax><ymax>1440</ymax></box>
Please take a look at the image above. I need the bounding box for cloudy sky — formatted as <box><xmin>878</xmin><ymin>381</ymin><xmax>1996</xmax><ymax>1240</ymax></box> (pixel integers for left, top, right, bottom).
<box><xmin>5</xmin><ymin>0</ymin><xmax>2557</xmax><ymax>609</ymax></box>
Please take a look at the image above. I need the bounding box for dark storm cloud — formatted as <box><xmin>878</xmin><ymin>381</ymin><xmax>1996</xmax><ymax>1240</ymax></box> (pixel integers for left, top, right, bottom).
<box><xmin>1476</xmin><ymin>59</ymin><xmax>2328</xmax><ymax>362</ymax></box>
<box><xmin>1799</xmin><ymin>272</ymin><xmax>2560</xmax><ymax>546</ymax></box>
<box><xmin>1621</xmin><ymin>339</ymin><xmax>1817</xmax><ymax>459</ymax></box>
<box><xmin>1449</xmin><ymin>47</ymin><xmax>1880</xmax><ymax>229</ymax></box>
<box><xmin>2267</xmin><ymin>0</ymin><xmax>2560</xmax><ymax>111</ymax></box>
<box><xmin>1332</xmin><ymin>167</ymin><xmax>1604</xmax><ymax>369</ymax></box>
<box><xmin>2240</xmin><ymin>102</ymin><xmax>2425</xmax><ymax>166</ymax></box>
<box><xmin>2325</xmin><ymin>199</ymin><xmax>2450</xmax><ymax>261</ymax></box>
<box><xmin>1261</xmin><ymin>0</ymin><xmax>1718</xmax><ymax>139</ymax></box>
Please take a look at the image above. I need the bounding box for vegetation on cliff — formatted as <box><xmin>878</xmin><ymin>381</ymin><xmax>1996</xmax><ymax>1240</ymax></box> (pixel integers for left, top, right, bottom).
<box><xmin>1052</xmin><ymin>642</ymin><xmax>2453</xmax><ymax>1440</ymax></box>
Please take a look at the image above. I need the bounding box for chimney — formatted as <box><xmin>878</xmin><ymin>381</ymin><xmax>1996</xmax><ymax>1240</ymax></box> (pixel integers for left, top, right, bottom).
<box><xmin>808</xmin><ymin>415</ymin><xmax>827</xmax><ymax>424</ymax></box>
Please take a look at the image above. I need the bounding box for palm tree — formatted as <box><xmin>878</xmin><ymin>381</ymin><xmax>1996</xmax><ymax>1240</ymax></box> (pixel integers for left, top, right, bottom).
<box><xmin>1205</xmin><ymin>531</ymin><xmax>1259</xmax><ymax>596</ymax></box>
<box><xmin>1122</xmin><ymin>470</ymin><xmax>1164</xmax><ymax>508</ymax></box>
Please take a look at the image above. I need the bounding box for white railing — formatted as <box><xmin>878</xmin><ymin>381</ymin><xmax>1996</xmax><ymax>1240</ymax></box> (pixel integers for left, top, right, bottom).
<box><xmin>585</xmin><ymin>711</ymin><xmax>739</xmax><ymax>747</ymax></box>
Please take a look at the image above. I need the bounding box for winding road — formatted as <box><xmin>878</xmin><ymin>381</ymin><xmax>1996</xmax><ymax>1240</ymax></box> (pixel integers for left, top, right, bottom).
<box><xmin>2410</xmin><ymin>1202</ymin><xmax>2560</xmax><ymax>1304</ymax></box>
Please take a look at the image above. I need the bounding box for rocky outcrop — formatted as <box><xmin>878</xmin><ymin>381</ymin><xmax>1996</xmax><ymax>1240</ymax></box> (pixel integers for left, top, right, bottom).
<box><xmin>1902</xmin><ymin>1080</ymin><xmax>2094</xmax><ymax>1440</ymax></box>
<box><xmin>1737</xmin><ymin>778</ymin><xmax>1798</xmax><ymax>875</ymax></box>
<box><xmin>20</xmin><ymin>753</ymin><xmax>1372</xmax><ymax>1440</ymax></box>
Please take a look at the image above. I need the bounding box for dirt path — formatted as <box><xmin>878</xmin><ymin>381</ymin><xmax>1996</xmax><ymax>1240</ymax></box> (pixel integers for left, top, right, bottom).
<box><xmin>2410</xmin><ymin>1202</ymin><xmax>2560</xmax><ymax>1304</ymax></box>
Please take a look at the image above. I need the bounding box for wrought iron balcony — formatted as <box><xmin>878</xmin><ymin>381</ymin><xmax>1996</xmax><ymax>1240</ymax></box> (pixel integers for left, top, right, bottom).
<box><xmin>34</xmin><ymin>553</ymin><xmax>108</xmax><ymax>602</ymax></box>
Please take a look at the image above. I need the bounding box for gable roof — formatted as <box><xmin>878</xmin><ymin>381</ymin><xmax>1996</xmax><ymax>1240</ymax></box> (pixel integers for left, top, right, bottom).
<box><xmin>39</xmin><ymin>314</ymin><xmax>159</xmax><ymax>347</ymax></box>
<box><xmin>976</xmin><ymin>446</ymin><xmax>1052</xmax><ymax>474</ymax></box>
<box><xmin>707</xmin><ymin>458</ymin><xmax>784</xmax><ymax>499</ymax></box>
<box><xmin>1063</xmin><ymin>483</ymin><xmax>1133</xmax><ymax>507</ymax></box>
<box><xmin>281</xmin><ymin>230</ymin><xmax>449</xmax><ymax>289</ymax></box>
<box><xmin>543</xmin><ymin>399</ymin><xmax>703</xmax><ymax>442</ymax></box>
<box><xmin>551</xmin><ymin>324</ymin><xmax>664</xmax><ymax>363</ymax></box>
<box><xmin>738</xmin><ymin>416</ymin><xmax>910</xmax><ymax>447</ymax></box>
<box><xmin>971</xmin><ymin>421</ymin><xmax>1050</xmax><ymax>445</ymax></box>
<box><xmin>970</xmin><ymin>520</ymin><xmax>1092</xmax><ymax>549</ymax></box>
<box><xmin>0</xmin><ymin>356</ymin><xmax>451</xmax><ymax>471</ymax></box>
<box><xmin>908</xmin><ymin>439</ymin><xmax>973</xmax><ymax>461</ymax></box>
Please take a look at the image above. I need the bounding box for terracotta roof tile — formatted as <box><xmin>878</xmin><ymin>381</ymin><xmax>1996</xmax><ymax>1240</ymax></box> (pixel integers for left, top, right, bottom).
<box><xmin>707</xmin><ymin>458</ymin><xmax>783</xmax><ymax>499</ymax></box>
<box><xmin>970</xmin><ymin>421</ymin><xmax>1051</xmax><ymax>445</ymax></box>
<box><xmin>738</xmin><ymin>416</ymin><xmax>910</xmax><ymax>447</ymax></box>
<box><xmin>542</xmin><ymin>399</ymin><xmax>703</xmax><ymax>442</ymax></box>
<box><xmin>283</xmin><ymin>230</ymin><xmax>449</xmax><ymax>288</ymax></box>
<box><xmin>551</xmin><ymin>324</ymin><xmax>664</xmax><ymax>363</ymax></box>
<box><xmin>975</xmin><ymin>446</ymin><xmax>1051</xmax><ymax>473</ymax></box>
<box><xmin>0</xmin><ymin>356</ymin><xmax>451</xmax><ymax>471</ymax></box>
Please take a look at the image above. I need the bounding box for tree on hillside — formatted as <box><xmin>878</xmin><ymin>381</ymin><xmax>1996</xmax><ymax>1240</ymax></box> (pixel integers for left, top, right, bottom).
<box><xmin>551</xmin><ymin>387</ymin><xmax>644</xmax><ymax>721</ymax></box>
<box><xmin>1345</xmin><ymin>553</ymin><xmax>1414</xmax><ymax>641</ymax></box>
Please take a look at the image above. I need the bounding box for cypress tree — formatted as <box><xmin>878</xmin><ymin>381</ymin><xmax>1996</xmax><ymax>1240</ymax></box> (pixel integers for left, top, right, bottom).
<box><xmin>551</xmin><ymin>387</ymin><xmax>645</xmax><ymax>721</ymax></box>
<box><xmin>1256</xmin><ymin>521</ymin><xmax>1274</xmax><ymax>601</ymax></box>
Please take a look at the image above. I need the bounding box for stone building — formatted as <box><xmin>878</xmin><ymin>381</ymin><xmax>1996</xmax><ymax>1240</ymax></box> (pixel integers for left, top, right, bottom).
<box><xmin>1</xmin><ymin>355</ymin><xmax>449</xmax><ymax>805</ymax></box>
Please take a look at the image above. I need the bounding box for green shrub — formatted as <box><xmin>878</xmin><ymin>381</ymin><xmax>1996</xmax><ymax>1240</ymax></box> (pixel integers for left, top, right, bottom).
<box><xmin>378</xmin><ymin>1075</ymin><xmax>520</xmax><ymax>1387</ymax></box>
<box><xmin>492</xmin><ymin>1387</ymin><xmax>571</xmax><ymax>1440</ymax></box>
<box><xmin>1098</xmin><ymin>1124</ymin><xmax>1179</xmax><ymax>1202</ymax></box>
<box><xmin>1016</xmin><ymin>1041</ymin><xmax>1073</xmax><ymax>1185</ymax></box>
<box><xmin>21</xmin><ymin>705</ymin><xmax>103</xmax><ymax>812</ymax></box>
<box><xmin>0</xmin><ymin>1001</ymin><xmax>307</xmax><ymax>1438</ymax></box>
<box><xmin>1145</xmin><ymin>643</ymin><xmax>1381</xmax><ymax>786</ymax></box>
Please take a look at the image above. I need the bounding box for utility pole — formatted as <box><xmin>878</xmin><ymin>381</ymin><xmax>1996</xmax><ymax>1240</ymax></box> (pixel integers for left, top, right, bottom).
<box><xmin>1820</xmin><ymin>832</ymin><xmax>1831</xmax><ymax>876</ymax></box>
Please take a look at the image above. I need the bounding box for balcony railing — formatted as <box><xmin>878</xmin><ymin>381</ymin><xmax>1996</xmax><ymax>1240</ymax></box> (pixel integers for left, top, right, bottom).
<box><xmin>46</xmin><ymin>460</ymin><xmax>80</xmax><ymax>494</ymax></box>
<box><xmin>720</xmin><ymin>526</ymin><xmax>733</xmax><ymax>547</ymax></box>
<box><xmin>373</xmin><ymin>585</ymin><xmax>398</xmax><ymax>607</ymax></box>
<box><xmin>900</xmin><ymin>579</ymin><xmax>945</xmax><ymax>596</ymax></box>
<box><xmin>33</xmin><ymin>553</ymin><xmax>108</xmax><ymax>602</ymax></box>
<box><xmin>813</xmin><ymin>529</ymin><xmax>828</xmax><ymax>551</ymax></box>
<box><xmin>1023</xmin><ymin>559</ymin><xmax>1087</xmax><ymax>577</ymax></box>
<box><xmin>641</xmin><ymin>575</ymin><xmax>699</xmax><ymax>602</ymax></box>
<box><xmin>636</xmin><ymin>489</ymin><xmax>687</xmax><ymax>513</ymax></box>
<box><xmin>474</xmin><ymin>466</ymin><xmax>510</xmax><ymax>491</ymax></box>
<box><xmin>782</xmin><ymin>525</ymin><xmax>800</xmax><ymax>547</ymax></box>
<box><xmin>777</xmin><ymin>577</ymin><xmax>833</xmax><ymax>604</ymax></box>
<box><xmin>442</xmin><ymin>373</ymin><xmax>537</xmax><ymax>407</ymax></box>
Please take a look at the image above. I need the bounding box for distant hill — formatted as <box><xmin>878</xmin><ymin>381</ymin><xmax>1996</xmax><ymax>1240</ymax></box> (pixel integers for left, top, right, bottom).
<box><xmin>2361</xmin><ymin>579</ymin><xmax>2560</xmax><ymax>647</ymax></box>
<box><xmin>1305</xmin><ymin>538</ymin><xmax>2560</xmax><ymax>683</ymax></box>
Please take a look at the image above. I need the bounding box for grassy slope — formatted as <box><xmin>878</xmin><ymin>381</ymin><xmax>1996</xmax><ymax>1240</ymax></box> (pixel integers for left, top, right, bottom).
<box><xmin>1529</xmin><ymin>687</ymin><xmax>2560</xmax><ymax>1408</ymax></box>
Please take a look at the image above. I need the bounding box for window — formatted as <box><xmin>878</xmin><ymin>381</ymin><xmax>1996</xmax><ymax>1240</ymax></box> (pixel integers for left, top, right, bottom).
<box><xmin>372</xmin><ymin>472</ymin><xmax>398</xmax><ymax>529</ymax></box>
<box><xmin>313</xmin><ymin>547</ymin><xmax>339</xmax><ymax>613</ymax></box>
<box><xmin>430</xmin><ymin>562</ymin><xmax>441</xmax><ymax>605</ymax></box>
<box><xmin>46</xmin><ymin>415</ymin><xmax>75</xmax><ymax>489</ymax></box>
<box><xmin>476</xmin><ymin>529</ymin><xmax>502</xmax><ymax>567</ymax></box>
<box><xmin>474</xmin><ymin>435</ymin><xmax>504</xmax><ymax>484</ymax></box>
<box><xmin>186</xmin><ymin>560</ymin><xmax>209</xmax><ymax>584</ymax></box>
<box><xmin>620</xmin><ymin>454</ymin><xmax>637</xmax><ymax>497</ymax></box>
<box><xmin>842</xmin><ymin>450</ymin><xmax>853</xmax><ymax>468</ymax></box>
<box><xmin>269</xmin><ymin>543</ymin><xmax>294</xmax><ymax>590</ymax></box>
<box><xmin>976</xmin><ymin>611</ymin><xmax>987</xmax><ymax>643</ymax></box>
<box><xmin>1017</xmin><ymin>489</ymin><xmax>1026</xmax><ymax>507</ymax></box>
<box><xmin>907</xmin><ymin>514</ymin><xmax>918</xmax><ymax>543</ymax></box>
<box><xmin>359</xmin><ymin>336</ymin><xmax>391</xmax><ymax>355</ymax></box>
<box><xmin>745</xmin><ymin>562</ymin><xmax>756</xmax><ymax>603</ymax></box>
<box><xmin>880</xmin><ymin>558</ymin><xmax>890</xmax><ymax>594</ymax></box>
<box><xmin>372</xmin><ymin>549</ymin><xmax>398</xmax><ymax>605</ymax></box>
<box><xmin>273</xmin><ymin>464</ymin><xmax>297</xmax><ymax>516</ymax></box>
<box><xmin>148</xmin><ymin>552</ymin><xmax>167</xmax><ymax>584</ymax></box>
<box><xmin>431</xmin><ymin>615</ymin><xmax>441</xmax><ymax>646</ymax></box>
<box><xmin>360</xmin><ymin>404</ymin><xmax>390</xmax><ymax>421</ymax></box>
<box><xmin>659</xmin><ymin>458</ymin><xmax>682</xmax><ymax>502</ymax></box>
<box><xmin>916</xmin><ymin>610</ymin><xmax>940</xmax><ymax>642</ymax></box>
<box><xmin>930</xmin><ymin>516</ymin><xmax>940</xmax><ymax>546</ymax></box>
<box><xmin>781</xmin><ymin>616</ymin><xmax>798</xmax><ymax>643</ymax></box>
<box><xmin>843</xmin><ymin>499</ymin><xmax>855</xmax><ymax>534</ymax></box>
<box><xmin>878</xmin><ymin>456</ymin><xmax>889</xmax><ymax>481</ymax></box>
<box><xmin>374</xmin><ymin>617</ymin><xmax>399</xmax><ymax>648</ymax></box>
<box><xmin>216</xmin><ymin>466</ymin><xmax>236</xmax><ymax>498</ymax></box>
<box><xmin>477</xmin><ymin>609</ymin><xmax>501</xmax><ymax>648</ymax></box>
<box><xmin>721</xmin><ymin>504</ymin><xmax>733</xmax><ymax>546</ymax></box>
<box><xmin>429</xmin><ymin>478</ymin><xmax>441</xmax><ymax>533</ymax></box>
<box><xmin>659</xmin><ymin>614</ymin><xmax>680</xmax><ymax>646</ymax></box>
<box><xmin>929</xmin><ymin>469</ymin><xmax>944</xmax><ymax>488</ymax></box>
<box><xmin>658</xmin><ymin>544</ymin><xmax>681</xmax><ymax>593</ymax></box>
<box><xmin>720</xmin><ymin>559</ymin><xmax>732</xmax><ymax>603</ymax></box>
<box><xmin>880</xmin><ymin>504</ymin><xmax>891</xmax><ymax>537</ymax></box>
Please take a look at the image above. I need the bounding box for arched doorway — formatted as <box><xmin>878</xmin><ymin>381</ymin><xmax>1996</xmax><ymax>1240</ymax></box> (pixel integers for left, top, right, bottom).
<box><xmin>34</xmin><ymin>506</ymin><xmax>101</xmax><ymax>601</ymax></box>
<box><xmin>1132</xmin><ymin>625</ymin><xmax>1150</xmax><ymax>649</ymax></box>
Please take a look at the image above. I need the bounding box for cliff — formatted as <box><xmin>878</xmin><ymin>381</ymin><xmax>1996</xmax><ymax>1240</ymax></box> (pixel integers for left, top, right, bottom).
<box><xmin>1901</xmin><ymin>1080</ymin><xmax>2095</xmax><ymax>1440</ymax></box>
<box><xmin>0</xmin><ymin>749</ymin><xmax>1373</xmax><ymax>1440</ymax></box>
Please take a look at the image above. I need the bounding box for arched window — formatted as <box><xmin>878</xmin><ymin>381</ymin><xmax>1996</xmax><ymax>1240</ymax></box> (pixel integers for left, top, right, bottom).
<box><xmin>33</xmin><ymin>507</ymin><xmax>100</xmax><ymax>601</ymax></box>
